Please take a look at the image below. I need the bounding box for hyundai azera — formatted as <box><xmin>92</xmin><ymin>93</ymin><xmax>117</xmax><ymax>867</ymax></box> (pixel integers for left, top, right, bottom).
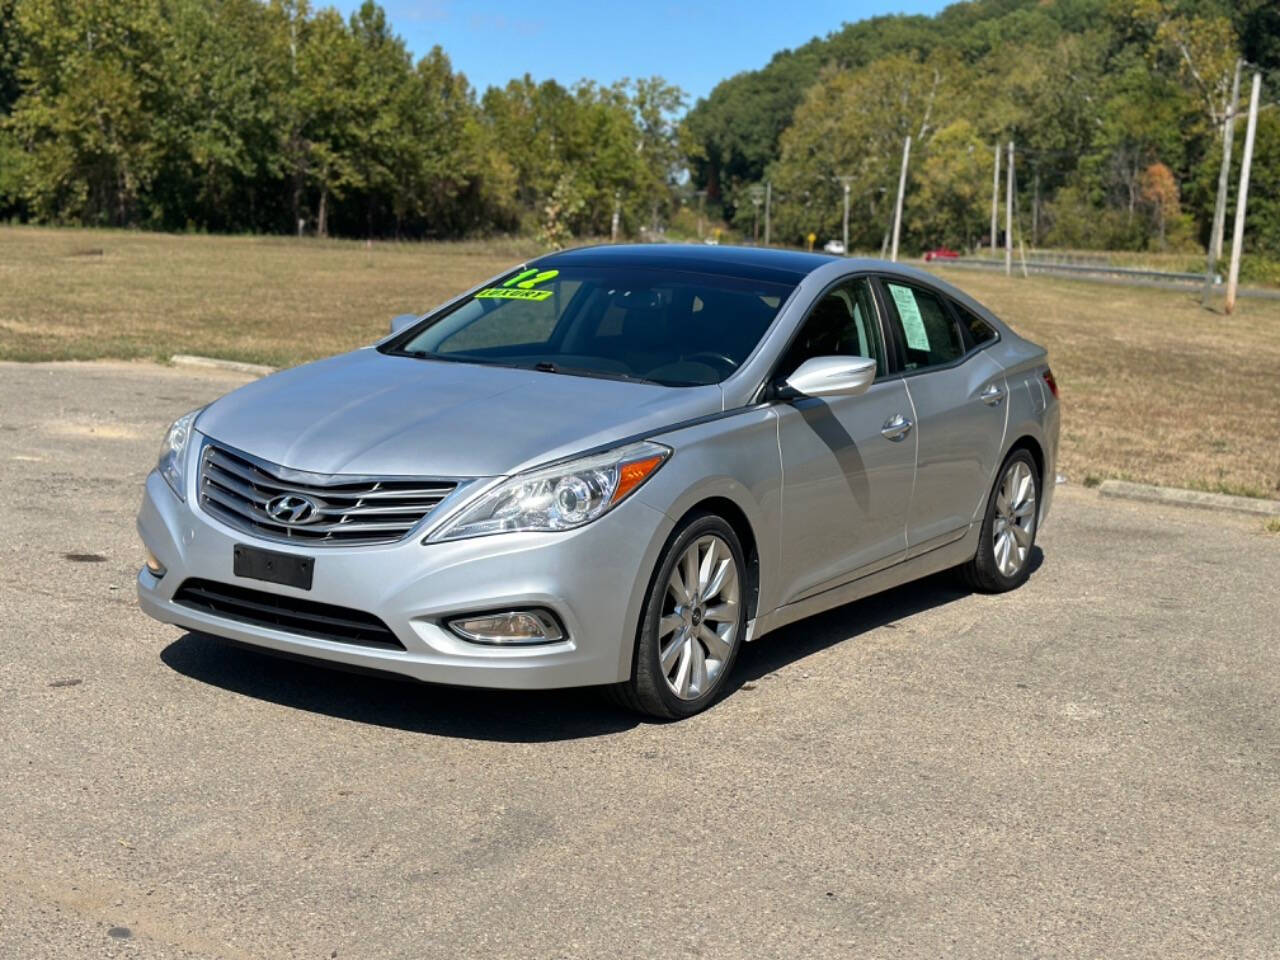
<box><xmin>138</xmin><ymin>245</ymin><xmax>1059</xmax><ymax>718</ymax></box>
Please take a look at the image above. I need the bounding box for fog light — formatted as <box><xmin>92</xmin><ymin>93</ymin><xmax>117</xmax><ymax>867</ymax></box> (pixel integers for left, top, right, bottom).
<box><xmin>447</xmin><ymin>609</ymin><xmax>564</xmax><ymax>645</ymax></box>
<box><xmin>144</xmin><ymin>549</ymin><xmax>166</xmax><ymax>578</ymax></box>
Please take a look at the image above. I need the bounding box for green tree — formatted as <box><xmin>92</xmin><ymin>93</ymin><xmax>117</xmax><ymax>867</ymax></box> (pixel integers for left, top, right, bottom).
<box><xmin>154</xmin><ymin>0</ymin><xmax>290</xmax><ymax>230</ymax></box>
<box><xmin>388</xmin><ymin>46</ymin><xmax>516</xmax><ymax>237</ymax></box>
<box><xmin>771</xmin><ymin>55</ymin><xmax>950</xmax><ymax>249</ymax></box>
<box><xmin>627</xmin><ymin>76</ymin><xmax>686</xmax><ymax>230</ymax></box>
<box><xmin>1195</xmin><ymin>110</ymin><xmax>1280</xmax><ymax>259</ymax></box>
<box><xmin>9</xmin><ymin>0</ymin><xmax>172</xmax><ymax>225</ymax></box>
<box><xmin>908</xmin><ymin>119</ymin><xmax>989</xmax><ymax>250</ymax></box>
<box><xmin>0</xmin><ymin>0</ymin><xmax>19</xmax><ymax>114</ymax></box>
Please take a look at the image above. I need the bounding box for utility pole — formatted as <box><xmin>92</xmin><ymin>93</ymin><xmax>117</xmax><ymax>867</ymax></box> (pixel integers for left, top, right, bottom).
<box><xmin>990</xmin><ymin>142</ymin><xmax>1001</xmax><ymax>256</ymax></box>
<box><xmin>890</xmin><ymin>135</ymin><xmax>911</xmax><ymax>262</ymax></box>
<box><xmin>1203</xmin><ymin>59</ymin><xmax>1243</xmax><ymax>304</ymax></box>
<box><xmin>843</xmin><ymin>182</ymin><xmax>850</xmax><ymax>253</ymax></box>
<box><xmin>1005</xmin><ymin>141</ymin><xmax>1014</xmax><ymax>276</ymax></box>
<box><xmin>764</xmin><ymin>181</ymin><xmax>772</xmax><ymax>246</ymax></box>
<box><xmin>832</xmin><ymin>176</ymin><xmax>854</xmax><ymax>254</ymax></box>
<box><xmin>694</xmin><ymin>189</ymin><xmax>706</xmax><ymax>240</ymax></box>
<box><xmin>1212</xmin><ymin>60</ymin><xmax>1243</xmax><ymax>262</ymax></box>
<box><xmin>750</xmin><ymin>183</ymin><xmax>764</xmax><ymax>244</ymax></box>
<box><xmin>1032</xmin><ymin>165</ymin><xmax>1039</xmax><ymax>248</ymax></box>
<box><xmin>1226</xmin><ymin>72</ymin><xmax>1262</xmax><ymax>315</ymax></box>
<box><xmin>611</xmin><ymin>190</ymin><xmax>621</xmax><ymax>243</ymax></box>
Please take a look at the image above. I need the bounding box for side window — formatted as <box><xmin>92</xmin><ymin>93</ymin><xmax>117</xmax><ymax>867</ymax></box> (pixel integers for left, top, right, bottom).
<box><xmin>953</xmin><ymin>301</ymin><xmax>998</xmax><ymax>346</ymax></box>
<box><xmin>881</xmin><ymin>281</ymin><xmax>965</xmax><ymax>371</ymax></box>
<box><xmin>779</xmin><ymin>277</ymin><xmax>887</xmax><ymax>379</ymax></box>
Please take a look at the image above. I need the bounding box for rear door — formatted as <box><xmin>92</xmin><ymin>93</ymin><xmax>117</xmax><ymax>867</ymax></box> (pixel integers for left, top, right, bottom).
<box><xmin>774</xmin><ymin>276</ymin><xmax>917</xmax><ymax>603</ymax></box>
<box><xmin>874</xmin><ymin>278</ymin><xmax>1008</xmax><ymax>554</ymax></box>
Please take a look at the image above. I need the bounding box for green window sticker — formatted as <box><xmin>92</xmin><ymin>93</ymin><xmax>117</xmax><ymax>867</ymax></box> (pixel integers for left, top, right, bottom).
<box><xmin>476</xmin><ymin>288</ymin><xmax>554</xmax><ymax>302</ymax></box>
<box><xmin>504</xmin><ymin>268</ymin><xmax>559</xmax><ymax>288</ymax></box>
<box><xmin>475</xmin><ymin>267</ymin><xmax>560</xmax><ymax>302</ymax></box>
<box><xmin>887</xmin><ymin>283</ymin><xmax>931</xmax><ymax>352</ymax></box>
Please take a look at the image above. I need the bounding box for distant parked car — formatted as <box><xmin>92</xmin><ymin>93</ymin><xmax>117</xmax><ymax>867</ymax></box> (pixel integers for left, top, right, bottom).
<box><xmin>924</xmin><ymin>247</ymin><xmax>960</xmax><ymax>262</ymax></box>
<box><xmin>823</xmin><ymin>239</ymin><xmax>846</xmax><ymax>255</ymax></box>
<box><xmin>137</xmin><ymin>245</ymin><xmax>1058</xmax><ymax>719</ymax></box>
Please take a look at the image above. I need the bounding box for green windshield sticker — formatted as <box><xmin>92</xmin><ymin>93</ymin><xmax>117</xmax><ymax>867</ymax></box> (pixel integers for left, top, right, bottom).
<box><xmin>475</xmin><ymin>267</ymin><xmax>560</xmax><ymax>302</ymax></box>
<box><xmin>504</xmin><ymin>268</ymin><xmax>559</xmax><ymax>288</ymax></box>
<box><xmin>476</xmin><ymin>288</ymin><xmax>554</xmax><ymax>301</ymax></box>
<box><xmin>887</xmin><ymin>283</ymin><xmax>931</xmax><ymax>352</ymax></box>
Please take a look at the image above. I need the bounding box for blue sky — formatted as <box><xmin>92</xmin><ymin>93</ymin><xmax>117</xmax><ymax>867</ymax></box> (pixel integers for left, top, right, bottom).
<box><xmin>333</xmin><ymin>0</ymin><xmax>952</xmax><ymax>104</ymax></box>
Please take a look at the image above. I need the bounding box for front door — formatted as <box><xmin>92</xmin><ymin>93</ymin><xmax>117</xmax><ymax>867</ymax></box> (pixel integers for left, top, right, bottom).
<box><xmin>775</xmin><ymin>277</ymin><xmax>917</xmax><ymax>604</ymax></box>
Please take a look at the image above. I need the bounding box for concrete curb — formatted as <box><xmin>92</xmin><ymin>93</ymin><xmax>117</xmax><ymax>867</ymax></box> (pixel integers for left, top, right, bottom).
<box><xmin>1098</xmin><ymin>479</ymin><xmax>1280</xmax><ymax>517</ymax></box>
<box><xmin>170</xmin><ymin>354</ymin><xmax>275</xmax><ymax>377</ymax></box>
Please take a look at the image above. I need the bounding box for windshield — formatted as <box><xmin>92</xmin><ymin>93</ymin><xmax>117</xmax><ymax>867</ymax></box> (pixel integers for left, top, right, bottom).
<box><xmin>385</xmin><ymin>266</ymin><xmax>796</xmax><ymax>387</ymax></box>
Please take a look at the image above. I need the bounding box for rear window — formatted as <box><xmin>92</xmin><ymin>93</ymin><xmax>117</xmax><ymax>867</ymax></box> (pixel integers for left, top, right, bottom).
<box><xmin>388</xmin><ymin>266</ymin><xmax>795</xmax><ymax>386</ymax></box>
<box><xmin>953</xmin><ymin>301</ymin><xmax>998</xmax><ymax>346</ymax></box>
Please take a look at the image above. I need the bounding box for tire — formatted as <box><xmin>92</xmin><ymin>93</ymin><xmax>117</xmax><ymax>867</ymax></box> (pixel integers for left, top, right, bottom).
<box><xmin>960</xmin><ymin>448</ymin><xmax>1041</xmax><ymax>593</ymax></box>
<box><xmin>609</xmin><ymin>512</ymin><xmax>748</xmax><ymax>720</ymax></box>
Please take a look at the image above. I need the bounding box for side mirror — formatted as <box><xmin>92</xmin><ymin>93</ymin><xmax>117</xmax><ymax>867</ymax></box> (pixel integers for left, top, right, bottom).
<box><xmin>389</xmin><ymin>313</ymin><xmax>419</xmax><ymax>335</ymax></box>
<box><xmin>780</xmin><ymin>355</ymin><xmax>878</xmax><ymax>400</ymax></box>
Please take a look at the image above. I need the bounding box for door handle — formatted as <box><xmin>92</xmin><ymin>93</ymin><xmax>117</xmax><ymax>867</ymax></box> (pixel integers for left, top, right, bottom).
<box><xmin>881</xmin><ymin>413</ymin><xmax>913</xmax><ymax>441</ymax></box>
<box><xmin>980</xmin><ymin>383</ymin><xmax>1006</xmax><ymax>406</ymax></box>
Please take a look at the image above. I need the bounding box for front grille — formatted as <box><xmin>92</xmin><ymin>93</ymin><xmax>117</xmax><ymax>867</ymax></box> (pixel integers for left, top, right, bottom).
<box><xmin>199</xmin><ymin>442</ymin><xmax>458</xmax><ymax>546</ymax></box>
<box><xmin>173</xmin><ymin>578</ymin><xmax>405</xmax><ymax>650</ymax></box>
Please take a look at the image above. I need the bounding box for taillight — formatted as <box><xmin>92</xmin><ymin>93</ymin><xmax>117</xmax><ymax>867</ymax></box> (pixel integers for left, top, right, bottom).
<box><xmin>1043</xmin><ymin>368</ymin><xmax>1059</xmax><ymax>399</ymax></box>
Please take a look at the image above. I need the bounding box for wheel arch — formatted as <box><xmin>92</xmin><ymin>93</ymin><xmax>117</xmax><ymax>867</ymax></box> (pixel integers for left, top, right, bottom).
<box><xmin>1006</xmin><ymin>433</ymin><xmax>1045</xmax><ymax>485</ymax></box>
<box><xmin>673</xmin><ymin>496</ymin><xmax>761</xmax><ymax>626</ymax></box>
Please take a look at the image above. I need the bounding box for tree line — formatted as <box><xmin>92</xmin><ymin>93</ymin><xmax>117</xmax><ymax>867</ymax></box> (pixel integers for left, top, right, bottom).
<box><xmin>685</xmin><ymin>0</ymin><xmax>1279</xmax><ymax>264</ymax></box>
<box><xmin>1</xmin><ymin>0</ymin><xmax>1277</xmax><ymax>263</ymax></box>
<box><xmin>0</xmin><ymin>0</ymin><xmax>684</xmax><ymax>241</ymax></box>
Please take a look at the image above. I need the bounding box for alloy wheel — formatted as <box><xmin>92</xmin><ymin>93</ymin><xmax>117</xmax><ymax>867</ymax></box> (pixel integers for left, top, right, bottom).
<box><xmin>657</xmin><ymin>534</ymin><xmax>740</xmax><ymax>700</ymax></box>
<box><xmin>992</xmin><ymin>460</ymin><xmax>1037</xmax><ymax>578</ymax></box>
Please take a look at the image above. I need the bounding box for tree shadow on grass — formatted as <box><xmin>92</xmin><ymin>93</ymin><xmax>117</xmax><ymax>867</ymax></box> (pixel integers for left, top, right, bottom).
<box><xmin>160</xmin><ymin>548</ymin><xmax>1042</xmax><ymax>741</ymax></box>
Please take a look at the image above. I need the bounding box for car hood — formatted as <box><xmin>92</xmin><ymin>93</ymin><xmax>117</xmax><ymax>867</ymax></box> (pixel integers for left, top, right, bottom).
<box><xmin>195</xmin><ymin>348</ymin><xmax>723</xmax><ymax>478</ymax></box>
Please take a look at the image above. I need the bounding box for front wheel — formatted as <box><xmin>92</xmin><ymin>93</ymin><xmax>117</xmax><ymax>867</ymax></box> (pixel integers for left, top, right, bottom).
<box><xmin>610</xmin><ymin>513</ymin><xmax>747</xmax><ymax>719</ymax></box>
<box><xmin>960</xmin><ymin>449</ymin><xmax>1041</xmax><ymax>593</ymax></box>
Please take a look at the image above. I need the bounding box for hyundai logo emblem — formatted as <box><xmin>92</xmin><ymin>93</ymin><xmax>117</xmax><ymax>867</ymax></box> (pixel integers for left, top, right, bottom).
<box><xmin>265</xmin><ymin>494</ymin><xmax>320</xmax><ymax>524</ymax></box>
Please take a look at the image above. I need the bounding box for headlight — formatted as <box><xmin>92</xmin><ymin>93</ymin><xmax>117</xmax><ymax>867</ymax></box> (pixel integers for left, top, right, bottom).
<box><xmin>157</xmin><ymin>409</ymin><xmax>202</xmax><ymax>500</ymax></box>
<box><xmin>427</xmin><ymin>441</ymin><xmax>671</xmax><ymax>542</ymax></box>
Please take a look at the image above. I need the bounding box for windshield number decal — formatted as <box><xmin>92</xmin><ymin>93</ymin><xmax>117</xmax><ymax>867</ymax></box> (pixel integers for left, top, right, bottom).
<box><xmin>475</xmin><ymin>268</ymin><xmax>559</xmax><ymax>301</ymax></box>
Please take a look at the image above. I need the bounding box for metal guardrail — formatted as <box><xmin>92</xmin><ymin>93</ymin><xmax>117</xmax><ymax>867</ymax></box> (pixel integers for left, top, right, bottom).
<box><xmin>932</xmin><ymin>257</ymin><xmax>1280</xmax><ymax>300</ymax></box>
<box><xmin>946</xmin><ymin>257</ymin><xmax>1215</xmax><ymax>284</ymax></box>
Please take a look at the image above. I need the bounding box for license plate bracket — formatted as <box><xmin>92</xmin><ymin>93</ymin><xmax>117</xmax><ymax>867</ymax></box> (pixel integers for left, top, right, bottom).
<box><xmin>233</xmin><ymin>544</ymin><xmax>314</xmax><ymax>590</ymax></box>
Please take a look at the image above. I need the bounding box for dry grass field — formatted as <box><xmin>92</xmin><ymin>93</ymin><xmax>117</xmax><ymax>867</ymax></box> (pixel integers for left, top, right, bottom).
<box><xmin>929</xmin><ymin>264</ymin><xmax>1280</xmax><ymax>499</ymax></box>
<box><xmin>0</xmin><ymin>226</ymin><xmax>539</xmax><ymax>366</ymax></box>
<box><xmin>2</xmin><ymin>225</ymin><xmax>1277</xmax><ymax>499</ymax></box>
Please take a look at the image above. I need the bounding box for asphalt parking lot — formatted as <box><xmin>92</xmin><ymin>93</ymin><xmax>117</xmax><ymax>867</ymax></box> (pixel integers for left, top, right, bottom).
<box><xmin>2</xmin><ymin>360</ymin><xmax>1277</xmax><ymax>959</ymax></box>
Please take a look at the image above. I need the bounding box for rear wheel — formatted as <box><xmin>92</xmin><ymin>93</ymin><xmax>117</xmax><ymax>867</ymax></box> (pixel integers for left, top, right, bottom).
<box><xmin>610</xmin><ymin>513</ymin><xmax>747</xmax><ymax>719</ymax></box>
<box><xmin>961</xmin><ymin>449</ymin><xmax>1040</xmax><ymax>593</ymax></box>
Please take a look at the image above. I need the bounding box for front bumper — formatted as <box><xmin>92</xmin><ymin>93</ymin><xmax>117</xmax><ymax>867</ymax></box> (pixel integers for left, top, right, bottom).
<box><xmin>136</xmin><ymin>471</ymin><xmax>673</xmax><ymax>689</ymax></box>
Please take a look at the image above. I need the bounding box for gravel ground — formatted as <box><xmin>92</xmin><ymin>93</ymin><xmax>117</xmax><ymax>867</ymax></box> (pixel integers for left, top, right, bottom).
<box><xmin>2</xmin><ymin>360</ymin><xmax>1277</xmax><ymax>959</ymax></box>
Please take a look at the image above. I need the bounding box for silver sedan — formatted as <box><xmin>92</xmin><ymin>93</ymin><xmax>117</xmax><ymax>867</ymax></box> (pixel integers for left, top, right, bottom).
<box><xmin>137</xmin><ymin>245</ymin><xmax>1059</xmax><ymax>718</ymax></box>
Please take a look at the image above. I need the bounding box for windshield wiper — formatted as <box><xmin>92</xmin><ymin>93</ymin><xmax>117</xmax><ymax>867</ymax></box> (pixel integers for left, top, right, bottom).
<box><xmin>528</xmin><ymin>361</ymin><xmax>656</xmax><ymax>385</ymax></box>
<box><xmin>400</xmin><ymin>349</ymin><xmax>469</xmax><ymax>363</ymax></box>
<box><xmin>398</xmin><ymin>353</ymin><xmax>668</xmax><ymax>386</ymax></box>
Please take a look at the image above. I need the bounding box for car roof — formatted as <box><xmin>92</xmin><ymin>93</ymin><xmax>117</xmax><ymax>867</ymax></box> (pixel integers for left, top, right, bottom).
<box><xmin>532</xmin><ymin>244</ymin><xmax>981</xmax><ymax>293</ymax></box>
<box><xmin>534</xmin><ymin>243</ymin><xmax>840</xmax><ymax>284</ymax></box>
